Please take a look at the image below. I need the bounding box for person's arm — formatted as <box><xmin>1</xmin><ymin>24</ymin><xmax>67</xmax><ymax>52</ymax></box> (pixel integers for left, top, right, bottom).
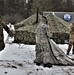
<box><xmin>3</xmin><ymin>23</ymin><xmax>13</xmax><ymax>37</ymax></box>
<box><xmin>46</xmin><ymin>25</ymin><xmax>52</xmax><ymax>38</ymax></box>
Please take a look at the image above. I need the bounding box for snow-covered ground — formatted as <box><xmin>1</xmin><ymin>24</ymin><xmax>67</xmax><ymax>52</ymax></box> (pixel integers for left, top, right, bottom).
<box><xmin>0</xmin><ymin>30</ymin><xmax>74</xmax><ymax>75</ymax></box>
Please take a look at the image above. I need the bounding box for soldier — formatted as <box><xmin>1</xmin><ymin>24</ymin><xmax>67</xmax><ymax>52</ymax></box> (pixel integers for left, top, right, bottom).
<box><xmin>34</xmin><ymin>16</ymin><xmax>52</xmax><ymax>68</ymax></box>
<box><xmin>67</xmin><ymin>23</ymin><xmax>74</xmax><ymax>55</ymax></box>
<box><xmin>34</xmin><ymin>16</ymin><xmax>74</xmax><ymax>67</ymax></box>
<box><xmin>0</xmin><ymin>16</ymin><xmax>13</xmax><ymax>51</ymax></box>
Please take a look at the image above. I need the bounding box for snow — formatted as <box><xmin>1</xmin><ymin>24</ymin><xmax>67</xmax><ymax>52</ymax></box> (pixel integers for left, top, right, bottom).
<box><xmin>0</xmin><ymin>30</ymin><xmax>74</xmax><ymax>75</ymax></box>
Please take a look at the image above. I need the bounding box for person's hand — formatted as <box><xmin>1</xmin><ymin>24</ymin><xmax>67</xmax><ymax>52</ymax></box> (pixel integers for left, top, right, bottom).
<box><xmin>11</xmin><ymin>30</ymin><xmax>15</xmax><ymax>35</ymax></box>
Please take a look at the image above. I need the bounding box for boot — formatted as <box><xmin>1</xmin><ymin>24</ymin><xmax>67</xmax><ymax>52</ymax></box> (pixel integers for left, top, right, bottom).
<box><xmin>43</xmin><ymin>63</ymin><xmax>52</xmax><ymax>68</ymax></box>
<box><xmin>72</xmin><ymin>45</ymin><xmax>74</xmax><ymax>54</ymax></box>
<box><xmin>67</xmin><ymin>45</ymin><xmax>72</xmax><ymax>55</ymax></box>
<box><xmin>72</xmin><ymin>42</ymin><xmax>74</xmax><ymax>54</ymax></box>
<box><xmin>67</xmin><ymin>52</ymin><xmax>69</xmax><ymax>55</ymax></box>
<box><xmin>67</xmin><ymin>49</ymin><xmax>70</xmax><ymax>55</ymax></box>
<box><xmin>34</xmin><ymin>59</ymin><xmax>42</xmax><ymax>66</ymax></box>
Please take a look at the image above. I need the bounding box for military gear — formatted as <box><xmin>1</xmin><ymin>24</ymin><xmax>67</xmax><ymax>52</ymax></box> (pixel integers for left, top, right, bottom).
<box><xmin>0</xmin><ymin>21</ymin><xmax>13</xmax><ymax>51</ymax></box>
<box><xmin>67</xmin><ymin>23</ymin><xmax>74</xmax><ymax>55</ymax></box>
<box><xmin>35</xmin><ymin>22</ymin><xmax>74</xmax><ymax>66</ymax></box>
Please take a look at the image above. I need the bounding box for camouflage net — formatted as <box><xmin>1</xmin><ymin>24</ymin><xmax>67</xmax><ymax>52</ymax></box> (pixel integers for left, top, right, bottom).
<box><xmin>14</xmin><ymin>13</ymin><xmax>71</xmax><ymax>44</ymax></box>
<box><xmin>14</xmin><ymin>31</ymin><xmax>36</xmax><ymax>44</ymax></box>
<box><xmin>14</xmin><ymin>14</ymin><xmax>42</xmax><ymax>44</ymax></box>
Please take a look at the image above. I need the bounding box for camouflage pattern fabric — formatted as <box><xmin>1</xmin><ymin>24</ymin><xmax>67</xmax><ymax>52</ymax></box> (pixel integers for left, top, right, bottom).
<box><xmin>69</xmin><ymin>24</ymin><xmax>74</xmax><ymax>42</ymax></box>
<box><xmin>0</xmin><ymin>41</ymin><xmax>5</xmax><ymax>51</ymax></box>
<box><xmin>35</xmin><ymin>22</ymin><xmax>74</xmax><ymax>65</ymax></box>
<box><xmin>67</xmin><ymin>24</ymin><xmax>74</xmax><ymax>54</ymax></box>
<box><xmin>0</xmin><ymin>22</ymin><xmax>13</xmax><ymax>51</ymax></box>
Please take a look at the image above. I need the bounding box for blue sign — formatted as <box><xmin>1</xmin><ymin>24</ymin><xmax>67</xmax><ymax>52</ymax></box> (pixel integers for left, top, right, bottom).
<box><xmin>63</xmin><ymin>14</ymin><xmax>72</xmax><ymax>21</ymax></box>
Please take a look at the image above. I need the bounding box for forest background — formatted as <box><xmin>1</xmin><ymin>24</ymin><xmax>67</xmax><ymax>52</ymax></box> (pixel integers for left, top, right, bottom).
<box><xmin>0</xmin><ymin>0</ymin><xmax>74</xmax><ymax>23</ymax></box>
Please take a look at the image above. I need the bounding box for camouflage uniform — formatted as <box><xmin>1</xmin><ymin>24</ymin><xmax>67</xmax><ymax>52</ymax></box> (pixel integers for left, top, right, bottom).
<box><xmin>0</xmin><ymin>21</ymin><xmax>13</xmax><ymax>51</ymax></box>
<box><xmin>34</xmin><ymin>22</ymin><xmax>56</xmax><ymax>65</ymax></box>
<box><xmin>67</xmin><ymin>23</ymin><xmax>74</xmax><ymax>55</ymax></box>
<box><xmin>35</xmin><ymin>22</ymin><xmax>74</xmax><ymax>66</ymax></box>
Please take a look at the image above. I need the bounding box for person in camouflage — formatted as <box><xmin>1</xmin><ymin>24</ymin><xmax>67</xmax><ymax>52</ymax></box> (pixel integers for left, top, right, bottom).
<box><xmin>34</xmin><ymin>16</ymin><xmax>52</xmax><ymax>67</ymax></box>
<box><xmin>34</xmin><ymin>16</ymin><xmax>74</xmax><ymax>68</ymax></box>
<box><xmin>67</xmin><ymin>23</ymin><xmax>74</xmax><ymax>55</ymax></box>
<box><xmin>0</xmin><ymin>16</ymin><xmax>13</xmax><ymax>51</ymax></box>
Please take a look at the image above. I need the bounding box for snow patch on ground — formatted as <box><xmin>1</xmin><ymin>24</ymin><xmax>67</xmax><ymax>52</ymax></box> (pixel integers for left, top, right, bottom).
<box><xmin>0</xmin><ymin>30</ymin><xmax>74</xmax><ymax>75</ymax></box>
